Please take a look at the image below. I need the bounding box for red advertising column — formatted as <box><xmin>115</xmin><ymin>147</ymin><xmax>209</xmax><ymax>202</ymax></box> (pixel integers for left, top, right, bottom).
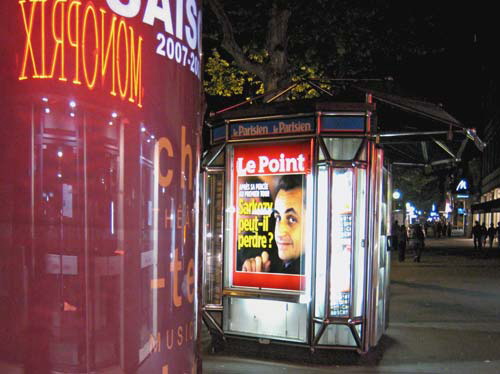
<box><xmin>0</xmin><ymin>1</ymin><xmax>202</xmax><ymax>373</ymax></box>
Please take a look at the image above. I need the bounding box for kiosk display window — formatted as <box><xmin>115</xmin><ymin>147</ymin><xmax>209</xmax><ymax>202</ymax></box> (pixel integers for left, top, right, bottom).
<box><xmin>231</xmin><ymin>141</ymin><xmax>312</xmax><ymax>291</ymax></box>
<box><xmin>330</xmin><ymin>168</ymin><xmax>353</xmax><ymax>317</ymax></box>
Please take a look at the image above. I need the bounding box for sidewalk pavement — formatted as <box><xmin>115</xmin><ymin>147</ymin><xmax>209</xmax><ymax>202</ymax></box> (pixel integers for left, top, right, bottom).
<box><xmin>203</xmin><ymin>236</ymin><xmax>500</xmax><ymax>373</ymax></box>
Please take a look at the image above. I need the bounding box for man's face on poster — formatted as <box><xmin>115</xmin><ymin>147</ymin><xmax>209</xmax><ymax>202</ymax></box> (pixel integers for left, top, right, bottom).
<box><xmin>273</xmin><ymin>187</ymin><xmax>304</xmax><ymax>262</ymax></box>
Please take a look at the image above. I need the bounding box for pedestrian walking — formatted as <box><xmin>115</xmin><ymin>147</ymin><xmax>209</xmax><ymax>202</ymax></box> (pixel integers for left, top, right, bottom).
<box><xmin>447</xmin><ymin>222</ymin><xmax>452</xmax><ymax>237</ymax></box>
<box><xmin>391</xmin><ymin>220</ymin><xmax>399</xmax><ymax>251</ymax></box>
<box><xmin>481</xmin><ymin>222</ymin><xmax>488</xmax><ymax>247</ymax></box>
<box><xmin>413</xmin><ymin>224</ymin><xmax>425</xmax><ymax>262</ymax></box>
<box><xmin>487</xmin><ymin>223</ymin><xmax>496</xmax><ymax>248</ymax></box>
<box><xmin>497</xmin><ymin>222</ymin><xmax>500</xmax><ymax>249</ymax></box>
<box><xmin>398</xmin><ymin>224</ymin><xmax>408</xmax><ymax>262</ymax></box>
<box><xmin>472</xmin><ymin>221</ymin><xmax>482</xmax><ymax>250</ymax></box>
<box><xmin>436</xmin><ymin>221</ymin><xmax>442</xmax><ymax>238</ymax></box>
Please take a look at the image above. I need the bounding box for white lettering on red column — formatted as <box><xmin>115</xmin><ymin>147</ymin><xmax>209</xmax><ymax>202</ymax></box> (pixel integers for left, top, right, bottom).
<box><xmin>106</xmin><ymin>0</ymin><xmax>141</xmax><ymax>18</ymax></box>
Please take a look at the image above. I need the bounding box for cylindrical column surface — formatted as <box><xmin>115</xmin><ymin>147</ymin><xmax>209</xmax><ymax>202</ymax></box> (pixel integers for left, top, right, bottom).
<box><xmin>0</xmin><ymin>1</ymin><xmax>202</xmax><ymax>373</ymax></box>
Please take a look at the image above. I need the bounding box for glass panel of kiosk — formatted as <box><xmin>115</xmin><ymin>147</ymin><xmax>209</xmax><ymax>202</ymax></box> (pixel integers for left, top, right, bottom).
<box><xmin>202</xmin><ymin>173</ymin><xmax>224</xmax><ymax>307</ymax></box>
<box><xmin>314</xmin><ymin>164</ymin><xmax>329</xmax><ymax>319</ymax></box>
<box><xmin>323</xmin><ymin>138</ymin><xmax>363</xmax><ymax>160</ymax></box>
<box><xmin>330</xmin><ymin>168</ymin><xmax>353</xmax><ymax>317</ymax></box>
<box><xmin>353</xmin><ymin>169</ymin><xmax>367</xmax><ymax>331</ymax></box>
<box><xmin>313</xmin><ymin>140</ymin><xmax>368</xmax><ymax>347</ymax></box>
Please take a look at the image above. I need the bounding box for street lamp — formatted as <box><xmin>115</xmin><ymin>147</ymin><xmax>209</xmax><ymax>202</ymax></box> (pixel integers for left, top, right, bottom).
<box><xmin>392</xmin><ymin>190</ymin><xmax>403</xmax><ymax>212</ymax></box>
<box><xmin>393</xmin><ymin>190</ymin><xmax>401</xmax><ymax>200</ymax></box>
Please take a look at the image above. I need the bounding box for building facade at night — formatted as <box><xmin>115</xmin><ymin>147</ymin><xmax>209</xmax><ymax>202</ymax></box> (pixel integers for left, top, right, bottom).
<box><xmin>472</xmin><ymin>121</ymin><xmax>500</xmax><ymax>227</ymax></box>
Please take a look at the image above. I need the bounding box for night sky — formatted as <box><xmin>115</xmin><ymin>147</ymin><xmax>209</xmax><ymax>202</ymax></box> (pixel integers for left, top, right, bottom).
<box><xmin>386</xmin><ymin>3</ymin><xmax>498</xmax><ymax>132</ymax></box>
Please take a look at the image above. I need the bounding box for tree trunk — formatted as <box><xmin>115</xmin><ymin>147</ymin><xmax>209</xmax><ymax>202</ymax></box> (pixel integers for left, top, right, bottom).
<box><xmin>208</xmin><ymin>0</ymin><xmax>292</xmax><ymax>100</ymax></box>
<box><xmin>263</xmin><ymin>2</ymin><xmax>291</xmax><ymax>100</ymax></box>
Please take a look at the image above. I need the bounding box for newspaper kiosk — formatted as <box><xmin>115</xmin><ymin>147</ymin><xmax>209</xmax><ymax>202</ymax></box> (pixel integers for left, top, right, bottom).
<box><xmin>201</xmin><ymin>96</ymin><xmax>391</xmax><ymax>353</ymax></box>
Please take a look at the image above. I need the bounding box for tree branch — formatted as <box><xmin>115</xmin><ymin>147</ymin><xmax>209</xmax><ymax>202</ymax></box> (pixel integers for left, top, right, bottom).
<box><xmin>207</xmin><ymin>0</ymin><xmax>266</xmax><ymax>79</ymax></box>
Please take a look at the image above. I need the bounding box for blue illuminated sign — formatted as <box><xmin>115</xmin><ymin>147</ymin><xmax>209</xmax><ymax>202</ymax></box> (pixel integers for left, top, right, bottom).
<box><xmin>321</xmin><ymin>116</ymin><xmax>365</xmax><ymax>132</ymax></box>
<box><xmin>455</xmin><ymin>179</ymin><xmax>469</xmax><ymax>192</ymax></box>
<box><xmin>212</xmin><ymin>125</ymin><xmax>226</xmax><ymax>142</ymax></box>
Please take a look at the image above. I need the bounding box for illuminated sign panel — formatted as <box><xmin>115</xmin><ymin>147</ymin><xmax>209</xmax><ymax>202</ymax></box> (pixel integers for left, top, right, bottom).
<box><xmin>18</xmin><ymin>0</ymin><xmax>144</xmax><ymax>107</ymax></box>
<box><xmin>232</xmin><ymin>141</ymin><xmax>312</xmax><ymax>291</ymax></box>
<box><xmin>16</xmin><ymin>0</ymin><xmax>201</xmax><ymax>108</ymax></box>
<box><xmin>454</xmin><ymin>179</ymin><xmax>470</xmax><ymax>199</ymax></box>
<box><xmin>321</xmin><ymin>115</ymin><xmax>365</xmax><ymax>132</ymax></box>
<box><xmin>230</xmin><ymin>116</ymin><xmax>315</xmax><ymax>139</ymax></box>
<box><xmin>455</xmin><ymin>179</ymin><xmax>469</xmax><ymax>192</ymax></box>
<box><xmin>212</xmin><ymin>125</ymin><xmax>226</xmax><ymax>142</ymax></box>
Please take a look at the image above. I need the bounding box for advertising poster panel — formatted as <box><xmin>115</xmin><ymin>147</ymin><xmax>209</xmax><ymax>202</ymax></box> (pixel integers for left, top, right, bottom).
<box><xmin>0</xmin><ymin>1</ymin><xmax>202</xmax><ymax>373</ymax></box>
<box><xmin>233</xmin><ymin>141</ymin><xmax>312</xmax><ymax>291</ymax></box>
